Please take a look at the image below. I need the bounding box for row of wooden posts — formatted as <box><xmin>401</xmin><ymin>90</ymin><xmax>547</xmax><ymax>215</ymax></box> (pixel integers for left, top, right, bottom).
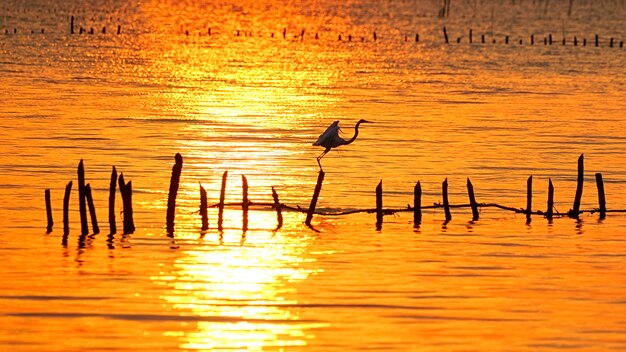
<box><xmin>47</xmin><ymin>153</ymin><xmax>615</xmax><ymax>236</ymax></box>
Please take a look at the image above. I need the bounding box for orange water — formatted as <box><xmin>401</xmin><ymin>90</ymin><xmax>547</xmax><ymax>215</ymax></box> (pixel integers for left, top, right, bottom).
<box><xmin>1</xmin><ymin>0</ymin><xmax>625</xmax><ymax>351</ymax></box>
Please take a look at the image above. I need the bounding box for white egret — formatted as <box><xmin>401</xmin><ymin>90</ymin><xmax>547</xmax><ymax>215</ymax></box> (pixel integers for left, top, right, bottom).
<box><xmin>312</xmin><ymin>119</ymin><xmax>372</xmax><ymax>169</ymax></box>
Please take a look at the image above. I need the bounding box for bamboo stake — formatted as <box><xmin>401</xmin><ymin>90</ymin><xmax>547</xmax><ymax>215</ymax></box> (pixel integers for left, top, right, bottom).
<box><xmin>109</xmin><ymin>166</ymin><xmax>117</xmax><ymax>234</ymax></box>
<box><xmin>595</xmin><ymin>173</ymin><xmax>606</xmax><ymax>219</ymax></box>
<box><xmin>413</xmin><ymin>181</ymin><xmax>422</xmax><ymax>225</ymax></box>
<box><xmin>166</xmin><ymin>153</ymin><xmax>183</xmax><ymax>233</ymax></box>
<box><xmin>546</xmin><ymin>179</ymin><xmax>554</xmax><ymax>221</ymax></box>
<box><xmin>218</xmin><ymin>171</ymin><xmax>228</xmax><ymax>231</ymax></box>
<box><xmin>467</xmin><ymin>178</ymin><xmax>479</xmax><ymax>221</ymax></box>
<box><xmin>78</xmin><ymin>160</ymin><xmax>89</xmax><ymax>235</ymax></box>
<box><xmin>242</xmin><ymin>175</ymin><xmax>249</xmax><ymax>232</ymax></box>
<box><xmin>443</xmin><ymin>178</ymin><xmax>451</xmax><ymax>222</ymax></box>
<box><xmin>526</xmin><ymin>176</ymin><xmax>533</xmax><ymax>224</ymax></box>
<box><xmin>272</xmin><ymin>187</ymin><xmax>283</xmax><ymax>230</ymax></box>
<box><xmin>200</xmin><ymin>183</ymin><xmax>208</xmax><ymax>231</ymax></box>
<box><xmin>63</xmin><ymin>181</ymin><xmax>72</xmax><ymax>235</ymax></box>
<box><xmin>85</xmin><ymin>184</ymin><xmax>99</xmax><ymax>234</ymax></box>
<box><xmin>570</xmin><ymin>154</ymin><xmax>584</xmax><ymax>218</ymax></box>
<box><xmin>305</xmin><ymin>170</ymin><xmax>325</xmax><ymax>227</ymax></box>
<box><xmin>45</xmin><ymin>189</ymin><xmax>53</xmax><ymax>233</ymax></box>
<box><xmin>376</xmin><ymin>180</ymin><xmax>383</xmax><ymax>230</ymax></box>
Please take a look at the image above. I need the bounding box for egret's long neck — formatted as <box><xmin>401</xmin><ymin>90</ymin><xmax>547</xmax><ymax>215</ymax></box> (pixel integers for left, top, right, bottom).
<box><xmin>344</xmin><ymin>121</ymin><xmax>363</xmax><ymax>145</ymax></box>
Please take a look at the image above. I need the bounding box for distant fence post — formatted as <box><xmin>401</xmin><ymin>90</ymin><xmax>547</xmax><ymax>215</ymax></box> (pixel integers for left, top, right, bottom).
<box><xmin>569</xmin><ymin>154</ymin><xmax>584</xmax><ymax>218</ymax></box>
<box><xmin>413</xmin><ymin>181</ymin><xmax>422</xmax><ymax>226</ymax></box>
<box><xmin>166</xmin><ymin>153</ymin><xmax>183</xmax><ymax>234</ymax></box>
<box><xmin>45</xmin><ymin>189</ymin><xmax>53</xmax><ymax>233</ymax></box>
<box><xmin>443</xmin><ymin>178</ymin><xmax>451</xmax><ymax>222</ymax></box>
<box><xmin>526</xmin><ymin>176</ymin><xmax>532</xmax><ymax>224</ymax></box>
<box><xmin>218</xmin><ymin>171</ymin><xmax>228</xmax><ymax>231</ymax></box>
<box><xmin>467</xmin><ymin>178</ymin><xmax>479</xmax><ymax>221</ymax></box>
<box><xmin>546</xmin><ymin>179</ymin><xmax>554</xmax><ymax>221</ymax></box>
<box><xmin>595</xmin><ymin>173</ymin><xmax>606</xmax><ymax>219</ymax></box>
<box><xmin>63</xmin><ymin>181</ymin><xmax>73</xmax><ymax>235</ymax></box>
<box><xmin>376</xmin><ymin>180</ymin><xmax>383</xmax><ymax>230</ymax></box>
<box><xmin>109</xmin><ymin>167</ymin><xmax>117</xmax><ymax>234</ymax></box>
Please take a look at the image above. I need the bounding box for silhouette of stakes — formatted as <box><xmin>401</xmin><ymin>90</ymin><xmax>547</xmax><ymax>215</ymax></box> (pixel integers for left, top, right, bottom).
<box><xmin>166</xmin><ymin>153</ymin><xmax>183</xmax><ymax>234</ymax></box>
<box><xmin>118</xmin><ymin>174</ymin><xmax>135</xmax><ymax>233</ymax></box>
<box><xmin>70</xmin><ymin>16</ymin><xmax>74</xmax><ymax>34</ymax></box>
<box><xmin>595</xmin><ymin>173</ymin><xmax>606</xmax><ymax>219</ymax></box>
<box><xmin>376</xmin><ymin>180</ymin><xmax>383</xmax><ymax>230</ymax></box>
<box><xmin>242</xmin><ymin>175</ymin><xmax>249</xmax><ymax>232</ymax></box>
<box><xmin>109</xmin><ymin>166</ymin><xmax>117</xmax><ymax>234</ymax></box>
<box><xmin>200</xmin><ymin>183</ymin><xmax>209</xmax><ymax>231</ymax></box>
<box><xmin>272</xmin><ymin>187</ymin><xmax>283</xmax><ymax>230</ymax></box>
<box><xmin>63</xmin><ymin>181</ymin><xmax>73</xmax><ymax>235</ymax></box>
<box><xmin>305</xmin><ymin>170</ymin><xmax>325</xmax><ymax>227</ymax></box>
<box><xmin>546</xmin><ymin>179</ymin><xmax>554</xmax><ymax>221</ymax></box>
<box><xmin>443</xmin><ymin>26</ymin><xmax>449</xmax><ymax>44</ymax></box>
<box><xmin>569</xmin><ymin>154</ymin><xmax>584</xmax><ymax>218</ymax></box>
<box><xmin>218</xmin><ymin>171</ymin><xmax>228</xmax><ymax>231</ymax></box>
<box><xmin>413</xmin><ymin>182</ymin><xmax>422</xmax><ymax>226</ymax></box>
<box><xmin>467</xmin><ymin>178</ymin><xmax>479</xmax><ymax>221</ymax></box>
<box><xmin>442</xmin><ymin>178</ymin><xmax>451</xmax><ymax>222</ymax></box>
<box><xmin>85</xmin><ymin>184</ymin><xmax>99</xmax><ymax>234</ymax></box>
<box><xmin>78</xmin><ymin>160</ymin><xmax>89</xmax><ymax>235</ymax></box>
<box><xmin>45</xmin><ymin>189</ymin><xmax>53</xmax><ymax>233</ymax></box>
<box><xmin>526</xmin><ymin>176</ymin><xmax>533</xmax><ymax>224</ymax></box>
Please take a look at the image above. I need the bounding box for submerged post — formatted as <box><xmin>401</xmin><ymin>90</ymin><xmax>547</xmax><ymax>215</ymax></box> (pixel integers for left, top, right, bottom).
<box><xmin>70</xmin><ymin>16</ymin><xmax>74</xmax><ymax>34</ymax></box>
<box><xmin>443</xmin><ymin>26</ymin><xmax>449</xmax><ymax>44</ymax></box>
<box><xmin>595</xmin><ymin>173</ymin><xmax>606</xmax><ymax>219</ymax></box>
<box><xmin>242</xmin><ymin>175</ymin><xmax>249</xmax><ymax>232</ymax></box>
<box><xmin>413</xmin><ymin>181</ymin><xmax>422</xmax><ymax>226</ymax></box>
<box><xmin>546</xmin><ymin>178</ymin><xmax>554</xmax><ymax>221</ymax></box>
<box><xmin>305</xmin><ymin>170</ymin><xmax>325</xmax><ymax>227</ymax></box>
<box><xmin>442</xmin><ymin>178</ymin><xmax>451</xmax><ymax>222</ymax></box>
<box><xmin>200</xmin><ymin>183</ymin><xmax>208</xmax><ymax>231</ymax></box>
<box><xmin>118</xmin><ymin>174</ymin><xmax>135</xmax><ymax>233</ymax></box>
<box><xmin>85</xmin><ymin>184</ymin><xmax>99</xmax><ymax>234</ymax></box>
<box><xmin>45</xmin><ymin>189</ymin><xmax>53</xmax><ymax>233</ymax></box>
<box><xmin>467</xmin><ymin>178</ymin><xmax>479</xmax><ymax>221</ymax></box>
<box><xmin>526</xmin><ymin>176</ymin><xmax>533</xmax><ymax>224</ymax></box>
<box><xmin>376</xmin><ymin>180</ymin><xmax>383</xmax><ymax>230</ymax></box>
<box><xmin>166</xmin><ymin>153</ymin><xmax>183</xmax><ymax>233</ymax></box>
<box><xmin>63</xmin><ymin>181</ymin><xmax>72</xmax><ymax>235</ymax></box>
<box><xmin>272</xmin><ymin>187</ymin><xmax>283</xmax><ymax>230</ymax></box>
<box><xmin>109</xmin><ymin>166</ymin><xmax>117</xmax><ymax>234</ymax></box>
<box><xmin>78</xmin><ymin>160</ymin><xmax>89</xmax><ymax>235</ymax></box>
<box><xmin>570</xmin><ymin>154</ymin><xmax>584</xmax><ymax>218</ymax></box>
<box><xmin>218</xmin><ymin>171</ymin><xmax>228</xmax><ymax>231</ymax></box>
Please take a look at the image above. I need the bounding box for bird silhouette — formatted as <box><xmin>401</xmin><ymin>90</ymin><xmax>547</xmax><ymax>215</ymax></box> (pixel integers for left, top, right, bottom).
<box><xmin>313</xmin><ymin>119</ymin><xmax>372</xmax><ymax>170</ymax></box>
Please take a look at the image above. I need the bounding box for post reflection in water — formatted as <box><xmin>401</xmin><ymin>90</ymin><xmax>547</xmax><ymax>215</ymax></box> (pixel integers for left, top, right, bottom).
<box><xmin>153</xmin><ymin>217</ymin><xmax>326</xmax><ymax>350</ymax></box>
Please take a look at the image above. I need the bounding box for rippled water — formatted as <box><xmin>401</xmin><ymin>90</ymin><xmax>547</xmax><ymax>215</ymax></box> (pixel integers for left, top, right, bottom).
<box><xmin>1</xmin><ymin>0</ymin><xmax>626</xmax><ymax>350</ymax></box>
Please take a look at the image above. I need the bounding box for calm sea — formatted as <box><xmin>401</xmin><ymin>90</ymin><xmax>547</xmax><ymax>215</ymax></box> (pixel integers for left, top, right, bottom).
<box><xmin>1</xmin><ymin>0</ymin><xmax>625</xmax><ymax>350</ymax></box>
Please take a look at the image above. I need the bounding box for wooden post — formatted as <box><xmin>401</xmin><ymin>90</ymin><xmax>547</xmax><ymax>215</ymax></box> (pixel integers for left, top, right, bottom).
<box><xmin>610</xmin><ymin>37</ymin><xmax>614</xmax><ymax>47</ymax></box>
<box><xmin>415</xmin><ymin>33</ymin><xmax>419</xmax><ymax>42</ymax></box>
<box><xmin>549</xmin><ymin>34</ymin><xmax>553</xmax><ymax>45</ymax></box>
<box><xmin>570</xmin><ymin>154</ymin><xmax>584</xmax><ymax>218</ymax></box>
<box><xmin>526</xmin><ymin>176</ymin><xmax>532</xmax><ymax>224</ymax></box>
<box><xmin>469</xmin><ymin>29</ymin><xmax>473</xmax><ymax>43</ymax></box>
<box><xmin>45</xmin><ymin>189</ymin><xmax>53</xmax><ymax>233</ymax></box>
<box><xmin>70</xmin><ymin>16</ymin><xmax>74</xmax><ymax>34</ymax></box>
<box><xmin>595</xmin><ymin>173</ymin><xmax>606</xmax><ymax>219</ymax></box>
<box><xmin>63</xmin><ymin>181</ymin><xmax>72</xmax><ymax>235</ymax></box>
<box><xmin>531</xmin><ymin>34</ymin><xmax>534</xmax><ymax>45</ymax></box>
<box><xmin>546</xmin><ymin>179</ymin><xmax>554</xmax><ymax>221</ymax></box>
<box><xmin>373</xmin><ymin>31</ymin><xmax>377</xmax><ymax>41</ymax></box>
<box><xmin>442</xmin><ymin>178</ymin><xmax>451</xmax><ymax>222</ymax></box>
<box><xmin>272</xmin><ymin>187</ymin><xmax>283</xmax><ymax>230</ymax></box>
<box><xmin>413</xmin><ymin>181</ymin><xmax>422</xmax><ymax>225</ymax></box>
<box><xmin>443</xmin><ymin>26</ymin><xmax>449</xmax><ymax>44</ymax></box>
<box><xmin>305</xmin><ymin>170</ymin><xmax>325</xmax><ymax>227</ymax></box>
<box><xmin>109</xmin><ymin>166</ymin><xmax>117</xmax><ymax>234</ymax></box>
<box><xmin>376</xmin><ymin>180</ymin><xmax>383</xmax><ymax>230</ymax></box>
<box><xmin>481</xmin><ymin>34</ymin><xmax>485</xmax><ymax>43</ymax></box>
<box><xmin>595</xmin><ymin>34</ymin><xmax>598</xmax><ymax>47</ymax></box>
<box><xmin>505</xmin><ymin>35</ymin><xmax>509</xmax><ymax>44</ymax></box>
<box><xmin>200</xmin><ymin>183</ymin><xmax>208</xmax><ymax>231</ymax></box>
<box><xmin>467</xmin><ymin>178</ymin><xmax>479</xmax><ymax>221</ymax></box>
<box><xmin>218</xmin><ymin>171</ymin><xmax>227</xmax><ymax>231</ymax></box>
<box><xmin>117</xmin><ymin>25</ymin><xmax>121</xmax><ymax>35</ymax></box>
<box><xmin>166</xmin><ymin>153</ymin><xmax>183</xmax><ymax>233</ymax></box>
<box><xmin>78</xmin><ymin>160</ymin><xmax>89</xmax><ymax>235</ymax></box>
<box><xmin>242</xmin><ymin>175</ymin><xmax>249</xmax><ymax>232</ymax></box>
<box><xmin>85</xmin><ymin>184</ymin><xmax>99</xmax><ymax>234</ymax></box>
<box><xmin>118</xmin><ymin>174</ymin><xmax>135</xmax><ymax>233</ymax></box>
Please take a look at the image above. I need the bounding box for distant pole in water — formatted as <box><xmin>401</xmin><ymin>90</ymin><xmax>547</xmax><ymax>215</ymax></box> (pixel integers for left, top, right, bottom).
<box><xmin>531</xmin><ymin>34</ymin><xmax>534</xmax><ymax>45</ymax></box>
<box><xmin>78</xmin><ymin>160</ymin><xmax>89</xmax><ymax>235</ymax></box>
<box><xmin>413</xmin><ymin>181</ymin><xmax>422</xmax><ymax>226</ymax></box>
<box><xmin>166</xmin><ymin>153</ymin><xmax>183</xmax><ymax>234</ymax></box>
<box><xmin>610</xmin><ymin>37</ymin><xmax>614</xmax><ymax>47</ymax></box>
<box><xmin>469</xmin><ymin>29</ymin><xmax>473</xmax><ymax>44</ymax></box>
<box><xmin>595</xmin><ymin>173</ymin><xmax>606</xmax><ymax>219</ymax></box>
<box><xmin>45</xmin><ymin>189</ymin><xmax>53</xmax><ymax>233</ymax></box>
<box><xmin>272</xmin><ymin>187</ymin><xmax>283</xmax><ymax>230</ymax></box>
<box><xmin>569</xmin><ymin>154</ymin><xmax>584</xmax><ymax>218</ymax></box>
<box><xmin>481</xmin><ymin>34</ymin><xmax>485</xmax><ymax>44</ymax></box>
<box><xmin>109</xmin><ymin>166</ymin><xmax>117</xmax><ymax>234</ymax></box>
<box><xmin>63</xmin><ymin>181</ymin><xmax>73</xmax><ymax>235</ymax></box>
<box><xmin>467</xmin><ymin>178</ymin><xmax>479</xmax><ymax>221</ymax></box>
<box><xmin>70</xmin><ymin>16</ymin><xmax>74</xmax><ymax>34</ymax></box>
<box><xmin>415</xmin><ymin>33</ymin><xmax>419</xmax><ymax>42</ymax></box>
<box><xmin>305</xmin><ymin>170</ymin><xmax>325</xmax><ymax>227</ymax></box>
<box><xmin>443</xmin><ymin>26</ymin><xmax>449</xmax><ymax>44</ymax></box>
<box><xmin>373</xmin><ymin>31</ymin><xmax>377</xmax><ymax>41</ymax></box>
<box><xmin>85</xmin><ymin>184</ymin><xmax>99</xmax><ymax>235</ymax></box>
<box><xmin>118</xmin><ymin>174</ymin><xmax>135</xmax><ymax>233</ymax></box>
<box><xmin>505</xmin><ymin>35</ymin><xmax>509</xmax><ymax>44</ymax></box>
<box><xmin>442</xmin><ymin>178</ymin><xmax>451</xmax><ymax>222</ymax></box>
<box><xmin>595</xmin><ymin>34</ymin><xmax>598</xmax><ymax>47</ymax></box>
<box><xmin>376</xmin><ymin>180</ymin><xmax>383</xmax><ymax>230</ymax></box>
<box><xmin>218</xmin><ymin>171</ymin><xmax>228</xmax><ymax>231</ymax></box>
<box><xmin>549</xmin><ymin>34</ymin><xmax>553</xmax><ymax>45</ymax></box>
<box><xmin>117</xmin><ymin>25</ymin><xmax>121</xmax><ymax>35</ymax></box>
<box><xmin>526</xmin><ymin>176</ymin><xmax>533</xmax><ymax>224</ymax></box>
<box><xmin>242</xmin><ymin>175</ymin><xmax>249</xmax><ymax>232</ymax></box>
<box><xmin>200</xmin><ymin>183</ymin><xmax>208</xmax><ymax>231</ymax></box>
<box><xmin>546</xmin><ymin>179</ymin><xmax>554</xmax><ymax>221</ymax></box>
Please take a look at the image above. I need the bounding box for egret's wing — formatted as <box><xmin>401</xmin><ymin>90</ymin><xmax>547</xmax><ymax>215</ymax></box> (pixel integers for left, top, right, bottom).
<box><xmin>313</xmin><ymin>121</ymin><xmax>341</xmax><ymax>146</ymax></box>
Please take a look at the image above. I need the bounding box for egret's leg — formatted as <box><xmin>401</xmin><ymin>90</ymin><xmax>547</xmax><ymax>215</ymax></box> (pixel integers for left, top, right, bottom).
<box><xmin>316</xmin><ymin>148</ymin><xmax>330</xmax><ymax>169</ymax></box>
